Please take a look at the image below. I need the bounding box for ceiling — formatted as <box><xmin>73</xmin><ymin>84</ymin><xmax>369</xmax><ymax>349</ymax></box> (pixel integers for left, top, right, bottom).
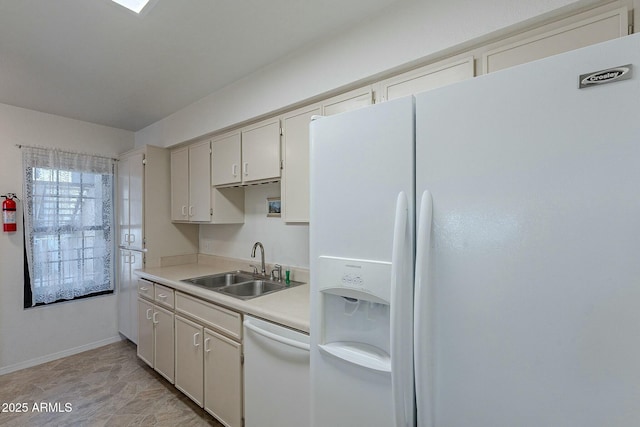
<box><xmin>0</xmin><ymin>0</ymin><xmax>401</xmax><ymax>131</ymax></box>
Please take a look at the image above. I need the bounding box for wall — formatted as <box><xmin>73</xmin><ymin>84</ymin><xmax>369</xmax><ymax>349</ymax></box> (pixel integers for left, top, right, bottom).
<box><xmin>200</xmin><ymin>183</ymin><xmax>309</xmax><ymax>269</ymax></box>
<box><xmin>135</xmin><ymin>0</ymin><xmax>599</xmax><ymax>148</ymax></box>
<box><xmin>0</xmin><ymin>102</ymin><xmax>135</xmax><ymax>374</ymax></box>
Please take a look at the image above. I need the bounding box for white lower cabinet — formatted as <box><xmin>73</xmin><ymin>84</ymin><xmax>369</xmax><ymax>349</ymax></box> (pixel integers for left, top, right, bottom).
<box><xmin>137</xmin><ymin>279</ymin><xmax>175</xmax><ymax>384</ymax></box>
<box><xmin>174</xmin><ymin>291</ymin><xmax>243</xmax><ymax>427</ymax></box>
<box><xmin>204</xmin><ymin>328</ymin><xmax>243</xmax><ymax>427</ymax></box>
<box><xmin>175</xmin><ymin>315</ymin><xmax>205</xmax><ymax>405</ymax></box>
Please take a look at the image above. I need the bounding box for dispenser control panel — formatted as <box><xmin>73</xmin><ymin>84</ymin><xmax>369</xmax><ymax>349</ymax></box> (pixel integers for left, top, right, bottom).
<box><xmin>341</xmin><ymin>273</ymin><xmax>364</xmax><ymax>287</ymax></box>
<box><xmin>317</xmin><ymin>255</ymin><xmax>391</xmax><ymax>304</ymax></box>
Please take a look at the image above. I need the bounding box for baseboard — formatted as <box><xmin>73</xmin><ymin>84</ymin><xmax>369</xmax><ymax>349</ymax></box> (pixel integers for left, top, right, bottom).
<box><xmin>0</xmin><ymin>335</ymin><xmax>123</xmax><ymax>376</ymax></box>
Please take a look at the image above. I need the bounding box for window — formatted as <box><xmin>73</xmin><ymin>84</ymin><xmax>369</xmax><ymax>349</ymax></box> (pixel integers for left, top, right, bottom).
<box><xmin>22</xmin><ymin>147</ymin><xmax>115</xmax><ymax>306</ymax></box>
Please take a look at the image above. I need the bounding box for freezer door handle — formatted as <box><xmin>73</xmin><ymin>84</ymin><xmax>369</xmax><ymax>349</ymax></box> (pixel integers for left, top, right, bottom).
<box><xmin>414</xmin><ymin>190</ymin><xmax>434</xmax><ymax>427</ymax></box>
<box><xmin>390</xmin><ymin>190</ymin><xmax>413</xmax><ymax>427</ymax></box>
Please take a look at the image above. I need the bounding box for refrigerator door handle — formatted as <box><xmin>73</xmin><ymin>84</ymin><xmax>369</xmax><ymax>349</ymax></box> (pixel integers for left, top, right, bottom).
<box><xmin>414</xmin><ymin>190</ymin><xmax>434</xmax><ymax>427</ymax></box>
<box><xmin>390</xmin><ymin>190</ymin><xmax>412</xmax><ymax>427</ymax></box>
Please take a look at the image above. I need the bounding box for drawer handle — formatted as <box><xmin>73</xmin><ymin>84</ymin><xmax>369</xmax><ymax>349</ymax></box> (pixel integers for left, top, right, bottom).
<box><xmin>140</xmin><ymin>286</ymin><xmax>149</xmax><ymax>292</ymax></box>
<box><xmin>152</xmin><ymin>311</ymin><xmax>159</xmax><ymax>325</ymax></box>
<box><xmin>204</xmin><ymin>337</ymin><xmax>211</xmax><ymax>353</ymax></box>
<box><xmin>158</xmin><ymin>293</ymin><xmax>167</xmax><ymax>299</ymax></box>
<box><xmin>146</xmin><ymin>308</ymin><xmax>152</xmax><ymax>320</ymax></box>
<box><xmin>193</xmin><ymin>332</ymin><xmax>200</xmax><ymax>347</ymax></box>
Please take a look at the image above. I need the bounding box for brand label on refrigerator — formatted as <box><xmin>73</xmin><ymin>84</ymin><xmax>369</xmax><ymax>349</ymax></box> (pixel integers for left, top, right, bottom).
<box><xmin>579</xmin><ymin>64</ymin><xmax>632</xmax><ymax>88</ymax></box>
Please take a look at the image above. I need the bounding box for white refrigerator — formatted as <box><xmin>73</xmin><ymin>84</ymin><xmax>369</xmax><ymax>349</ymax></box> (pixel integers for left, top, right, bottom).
<box><xmin>309</xmin><ymin>33</ymin><xmax>640</xmax><ymax>427</ymax></box>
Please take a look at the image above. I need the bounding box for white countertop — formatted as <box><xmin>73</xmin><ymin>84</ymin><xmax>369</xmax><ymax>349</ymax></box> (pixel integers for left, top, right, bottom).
<box><xmin>135</xmin><ymin>262</ymin><xmax>310</xmax><ymax>333</ymax></box>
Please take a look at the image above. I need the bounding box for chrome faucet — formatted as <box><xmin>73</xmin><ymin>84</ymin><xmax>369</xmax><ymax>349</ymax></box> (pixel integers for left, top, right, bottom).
<box><xmin>251</xmin><ymin>242</ymin><xmax>266</xmax><ymax>276</ymax></box>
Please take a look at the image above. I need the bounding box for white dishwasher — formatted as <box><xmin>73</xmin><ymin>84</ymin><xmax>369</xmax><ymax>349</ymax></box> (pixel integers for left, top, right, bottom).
<box><xmin>243</xmin><ymin>315</ymin><xmax>310</xmax><ymax>427</ymax></box>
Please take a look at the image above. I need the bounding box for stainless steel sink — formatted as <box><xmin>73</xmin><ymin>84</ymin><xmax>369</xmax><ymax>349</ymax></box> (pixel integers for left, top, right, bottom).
<box><xmin>182</xmin><ymin>271</ymin><xmax>254</xmax><ymax>289</ymax></box>
<box><xmin>215</xmin><ymin>280</ymin><xmax>285</xmax><ymax>300</ymax></box>
<box><xmin>182</xmin><ymin>271</ymin><xmax>304</xmax><ymax>300</ymax></box>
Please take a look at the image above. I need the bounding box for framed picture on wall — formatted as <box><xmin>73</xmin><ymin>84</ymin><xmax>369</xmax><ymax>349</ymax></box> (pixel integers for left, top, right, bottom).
<box><xmin>267</xmin><ymin>197</ymin><xmax>281</xmax><ymax>217</ymax></box>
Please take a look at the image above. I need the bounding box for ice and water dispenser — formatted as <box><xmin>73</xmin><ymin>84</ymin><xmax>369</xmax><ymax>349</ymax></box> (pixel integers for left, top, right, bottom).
<box><xmin>316</xmin><ymin>256</ymin><xmax>393</xmax><ymax>372</ymax></box>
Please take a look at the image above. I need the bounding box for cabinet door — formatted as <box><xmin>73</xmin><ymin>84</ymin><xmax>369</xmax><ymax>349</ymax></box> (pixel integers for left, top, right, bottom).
<box><xmin>154</xmin><ymin>305</ymin><xmax>175</xmax><ymax>384</ymax></box>
<box><xmin>127</xmin><ymin>152</ymin><xmax>144</xmax><ymax>250</ymax></box>
<box><xmin>175</xmin><ymin>315</ymin><xmax>204</xmax><ymax>406</ymax></box>
<box><xmin>204</xmin><ymin>328</ymin><xmax>243</xmax><ymax>427</ymax></box>
<box><xmin>188</xmin><ymin>141</ymin><xmax>212</xmax><ymax>222</ymax></box>
<box><xmin>241</xmin><ymin>119</ymin><xmax>281</xmax><ymax>183</ymax></box>
<box><xmin>378</xmin><ymin>56</ymin><xmax>474</xmax><ymax>102</ymax></box>
<box><xmin>118</xmin><ymin>251</ymin><xmax>132</xmax><ymax>340</ymax></box>
<box><xmin>483</xmin><ymin>6</ymin><xmax>627</xmax><ymax>73</ymax></box>
<box><xmin>322</xmin><ymin>86</ymin><xmax>372</xmax><ymax>116</ymax></box>
<box><xmin>282</xmin><ymin>105</ymin><xmax>320</xmax><ymax>223</ymax></box>
<box><xmin>118</xmin><ymin>156</ymin><xmax>130</xmax><ymax>246</ymax></box>
<box><xmin>170</xmin><ymin>147</ymin><xmax>189</xmax><ymax>221</ymax></box>
<box><xmin>211</xmin><ymin>131</ymin><xmax>242</xmax><ymax>186</ymax></box>
<box><xmin>137</xmin><ymin>298</ymin><xmax>154</xmax><ymax>367</ymax></box>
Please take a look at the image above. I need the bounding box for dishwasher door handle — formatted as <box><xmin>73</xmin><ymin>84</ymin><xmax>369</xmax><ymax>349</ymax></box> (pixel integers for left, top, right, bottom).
<box><xmin>244</xmin><ymin>320</ymin><xmax>310</xmax><ymax>351</ymax></box>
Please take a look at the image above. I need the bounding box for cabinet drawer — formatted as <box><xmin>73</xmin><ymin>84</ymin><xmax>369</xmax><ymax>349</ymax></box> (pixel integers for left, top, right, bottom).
<box><xmin>137</xmin><ymin>279</ymin><xmax>154</xmax><ymax>300</ymax></box>
<box><xmin>175</xmin><ymin>292</ymin><xmax>242</xmax><ymax>341</ymax></box>
<box><xmin>154</xmin><ymin>284</ymin><xmax>175</xmax><ymax>309</ymax></box>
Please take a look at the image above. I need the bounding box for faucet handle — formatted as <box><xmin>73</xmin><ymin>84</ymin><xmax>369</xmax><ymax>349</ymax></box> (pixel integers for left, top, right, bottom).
<box><xmin>249</xmin><ymin>264</ymin><xmax>259</xmax><ymax>275</ymax></box>
<box><xmin>270</xmin><ymin>264</ymin><xmax>283</xmax><ymax>281</ymax></box>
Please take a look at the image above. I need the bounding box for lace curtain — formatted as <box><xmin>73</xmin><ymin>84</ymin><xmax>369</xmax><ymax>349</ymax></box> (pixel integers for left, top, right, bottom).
<box><xmin>22</xmin><ymin>146</ymin><xmax>115</xmax><ymax>306</ymax></box>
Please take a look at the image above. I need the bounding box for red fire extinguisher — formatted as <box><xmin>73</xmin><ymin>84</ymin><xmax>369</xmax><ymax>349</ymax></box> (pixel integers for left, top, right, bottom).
<box><xmin>2</xmin><ymin>193</ymin><xmax>18</xmax><ymax>233</ymax></box>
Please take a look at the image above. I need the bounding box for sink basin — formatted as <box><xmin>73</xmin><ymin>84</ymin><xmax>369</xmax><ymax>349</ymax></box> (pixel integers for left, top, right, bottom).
<box><xmin>182</xmin><ymin>270</ymin><xmax>305</xmax><ymax>300</ymax></box>
<box><xmin>182</xmin><ymin>271</ymin><xmax>253</xmax><ymax>289</ymax></box>
<box><xmin>215</xmin><ymin>280</ymin><xmax>285</xmax><ymax>300</ymax></box>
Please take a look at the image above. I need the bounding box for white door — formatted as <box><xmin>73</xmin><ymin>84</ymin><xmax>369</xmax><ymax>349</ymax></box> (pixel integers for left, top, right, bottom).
<box><xmin>414</xmin><ymin>34</ymin><xmax>640</xmax><ymax>427</ymax></box>
<box><xmin>309</xmin><ymin>97</ymin><xmax>415</xmax><ymax>427</ymax></box>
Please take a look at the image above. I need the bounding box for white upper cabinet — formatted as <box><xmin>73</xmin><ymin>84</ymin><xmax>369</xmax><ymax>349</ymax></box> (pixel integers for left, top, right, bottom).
<box><xmin>211</xmin><ymin>131</ymin><xmax>242</xmax><ymax>187</ymax></box>
<box><xmin>241</xmin><ymin>118</ymin><xmax>281</xmax><ymax>184</ymax></box>
<box><xmin>282</xmin><ymin>104</ymin><xmax>321</xmax><ymax>223</ymax></box>
<box><xmin>170</xmin><ymin>146</ymin><xmax>190</xmax><ymax>221</ymax></box>
<box><xmin>212</xmin><ymin>118</ymin><xmax>281</xmax><ymax>187</ymax></box>
<box><xmin>171</xmin><ymin>140</ymin><xmax>244</xmax><ymax>224</ymax></box>
<box><xmin>118</xmin><ymin>151</ymin><xmax>144</xmax><ymax>249</ymax></box>
<box><xmin>377</xmin><ymin>56</ymin><xmax>475</xmax><ymax>102</ymax></box>
<box><xmin>483</xmin><ymin>6</ymin><xmax>628</xmax><ymax>74</ymax></box>
<box><xmin>188</xmin><ymin>141</ymin><xmax>212</xmax><ymax>222</ymax></box>
<box><xmin>322</xmin><ymin>86</ymin><xmax>373</xmax><ymax>116</ymax></box>
<box><xmin>171</xmin><ymin>141</ymin><xmax>210</xmax><ymax>222</ymax></box>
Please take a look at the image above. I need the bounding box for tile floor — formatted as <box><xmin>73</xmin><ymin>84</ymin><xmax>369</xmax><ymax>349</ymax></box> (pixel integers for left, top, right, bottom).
<box><xmin>0</xmin><ymin>340</ymin><xmax>222</xmax><ymax>426</ymax></box>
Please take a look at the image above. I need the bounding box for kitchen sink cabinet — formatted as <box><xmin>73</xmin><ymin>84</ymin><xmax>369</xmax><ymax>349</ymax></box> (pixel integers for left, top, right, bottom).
<box><xmin>137</xmin><ymin>279</ymin><xmax>175</xmax><ymax>384</ymax></box>
<box><xmin>174</xmin><ymin>291</ymin><xmax>244</xmax><ymax>427</ymax></box>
